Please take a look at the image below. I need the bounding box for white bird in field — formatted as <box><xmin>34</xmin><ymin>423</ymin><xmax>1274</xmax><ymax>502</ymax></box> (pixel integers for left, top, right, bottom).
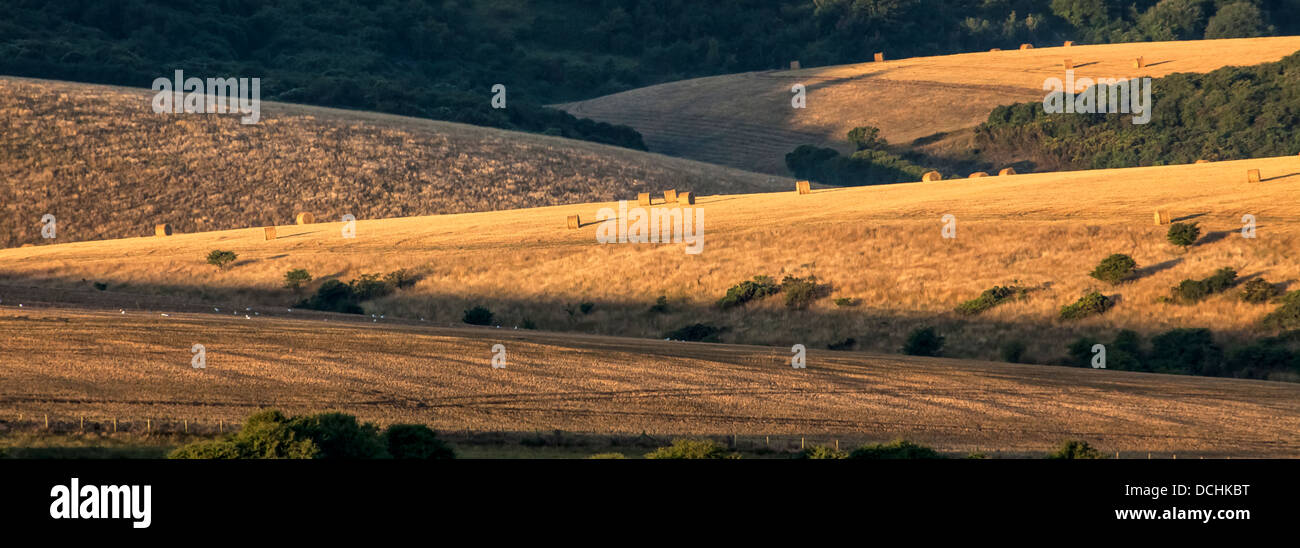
<box><xmin>120</xmin><ymin>309</ymin><xmax>125</xmax><ymax>314</ymax></box>
<box><xmin>161</xmin><ymin>313</ymin><xmax>169</xmax><ymax>317</ymax></box>
<box><xmin>244</xmin><ymin>314</ymin><xmax>251</xmax><ymax>319</ymax></box>
<box><xmin>214</xmin><ymin>308</ymin><xmax>219</xmax><ymax>312</ymax></box>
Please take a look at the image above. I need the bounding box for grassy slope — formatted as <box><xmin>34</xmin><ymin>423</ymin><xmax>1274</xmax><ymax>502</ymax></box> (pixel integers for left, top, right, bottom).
<box><xmin>3</xmin><ymin>155</ymin><xmax>1298</xmax><ymax>370</ymax></box>
<box><xmin>557</xmin><ymin>37</ymin><xmax>1300</xmax><ymax>174</ymax></box>
<box><xmin>0</xmin><ymin>77</ymin><xmax>782</xmax><ymax>247</ymax></box>
<box><xmin>3</xmin><ymin>307</ymin><xmax>1298</xmax><ymax>457</ymax></box>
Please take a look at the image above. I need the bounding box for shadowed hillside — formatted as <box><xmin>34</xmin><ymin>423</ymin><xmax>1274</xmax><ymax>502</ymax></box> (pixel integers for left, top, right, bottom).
<box><xmin>0</xmin><ymin>77</ymin><xmax>781</xmax><ymax>247</ymax></box>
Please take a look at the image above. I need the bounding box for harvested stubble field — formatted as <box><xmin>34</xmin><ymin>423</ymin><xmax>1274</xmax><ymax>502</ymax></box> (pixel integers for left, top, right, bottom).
<box><xmin>0</xmin><ymin>77</ymin><xmax>781</xmax><ymax>247</ymax></box>
<box><xmin>3</xmin><ymin>154</ymin><xmax>1298</xmax><ymax>370</ymax></box>
<box><xmin>3</xmin><ymin>307</ymin><xmax>1299</xmax><ymax>457</ymax></box>
<box><xmin>558</xmin><ymin>37</ymin><xmax>1300</xmax><ymax>173</ymax></box>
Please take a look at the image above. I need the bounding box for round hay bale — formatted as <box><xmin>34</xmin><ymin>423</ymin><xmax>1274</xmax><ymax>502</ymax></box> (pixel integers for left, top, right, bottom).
<box><xmin>921</xmin><ymin>171</ymin><xmax>942</xmax><ymax>182</ymax></box>
<box><xmin>154</xmin><ymin>224</ymin><xmax>172</xmax><ymax>236</ymax></box>
<box><xmin>998</xmin><ymin>167</ymin><xmax>1017</xmax><ymax>176</ymax></box>
<box><xmin>795</xmin><ymin>180</ymin><xmax>811</xmax><ymax>195</ymax></box>
<box><xmin>295</xmin><ymin>212</ymin><xmax>314</xmax><ymax>225</ymax></box>
<box><xmin>637</xmin><ymin>192</ymin><xmax>651</xmax><ymax>206</ymax></box>
<box><xmin>663</xmin><ymin>189</ymin><xmax>678</xmax><ymax>203</ymax></box>
<box><xmin>1195</xmin><ymin>159</ymin><xmax>1209</xmax><ymax>164</ymax></box>
<box><xmin>1064</xmin><ymin>41</ymin><xmax>1074</xmax><ymax>47</ymax></box>
<box><xmin>873</xmin><ymin>52</ymin><xmax>884</xmax><ymax>62</ymax></box>
<box><xmin>1019</xmin><ymin>43</ymin><xmax>1033</xmax><ymax>50</ymax></box>
<box><xmin>566</xmin><ymin>214</ymin><xmax>580</xmax><ymax>230</ymax></box>
<box><xmin>263</xmin><ymin>226</ymin><xmax>277</xmax><ymax>241</ymax></box>
<box><xmin>678</xmin><ymin>192</ymin><xmax>695</xmax><ymax>205</ymax></box>
<box><xmin>968</xmin><ymin>172</ymin><xmax>989</xmax><ymax>178</ymax></box>
<box><xmin>1247</xmin><ymin>169</ymin><xmax>1261</xmax><ymax>183</ymax></box>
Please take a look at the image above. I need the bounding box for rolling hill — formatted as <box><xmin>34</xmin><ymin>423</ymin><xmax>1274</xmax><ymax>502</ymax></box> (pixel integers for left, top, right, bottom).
<box><xmin>4</xmin><ymin>154</ymin><xmax>1297</xmax><ymax>372</ymax></box>
<box><xmin>0</xmin><ymin>77</ymin><xmax>783</xmax><ymax>247</ymax></box>
<box><xmin>557</xmin><ymin>37</ymin><xmax>1300</xmax><ymax>174</ymax></box>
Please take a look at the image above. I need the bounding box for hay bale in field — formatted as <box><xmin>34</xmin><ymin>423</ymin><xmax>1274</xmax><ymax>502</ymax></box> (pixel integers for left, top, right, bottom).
<box><xmin>1153</xmin><ymin>208</ymin><xmax>1172</xmax><ymax>226</ymax></box>
<box><xmin>1064</xmin><ymin>41</ymin><xmax>1074</xmax><ymax>47</ymax></box>
<box><xmin>20</xmin><ymin>243</ymin><xmax>33</xmax><ymax>247</ymax></box>
<box><xmin>790</xmin><ymin>60</ymin><xmax>800</xmax><ymax>70</ymax></box>
<box><xmin>154</xmin><ymin>223</ymin><xmax>172</xmax><ymax>236</ymax></box>
<box><xmin>1195</xmin><ymin>159</ymin><xmax>1209</xmax><ymax>164</ymax></box>
<box><xmin>1063</xmin><ymin>58</ymin><xmax>1073</xmax><ymax>70</ymax></box>
<box><xmin>637</xmin><ymin>192</ymin><xmax>651</xmax><ymax>206</ymax></box>
<box><xmin>1247</xmin><ymin>169</ymin><xmax>1261</xmax><ymax>183</ymax></box>
<box><xmin>566</xmin><ymin>214</ymin><xmax>580</xmax><ymax>230</ymax></box>
<box><xmin>295</xmin><ymin>212</ymin><xmax>314</xmax><ymax>225</ymax></box>
<box><xmin>969</xmin><ymin>172</ymin><xmax>989</xmax><ymax>178</ymax></box>
<box><xmin>998</xmin><ymin>167</ymin><xmax>1017</xmax><ymax>176</ymax></box>
<box><xmin>874</xmin><ymin>52</ymin><xmax>884</xmax><ymax>62</ymax></box>
<box><xmin>990</xmin><ymin>48</ymin><xmax>1001</xmax><ymax>52</ymax></box>
<box><xmin>1134</xmin><ymin>56</ymin><xmax>1145</xmax><ymax>68</ymax></box>
<box><xmin>263</xmin><ymin>226</ymin><xmax>277</xmax><ymax>241</ymax></box>
<box><xmin>1019</xmin><ymin>43</ymin><xmax>1033</xmax><ymax>50</ymax></box>
<box><xmin>921</xmin><ymin>170</ymin><xmax>942</xmax><ymax>182</ymax></box>
<box><xmin>678</xmin><ymin>192</ymin><xmax>695</xmax><ymax>205</ymax></box>
<box><xmin>795</xmin><ymin>180</ymin><xmax>811</xmax><ymax>195</ymax></box>
<box><xmin>663</xmin><ymin>189</ymin><xmax>678</xmax><ymax>203</ymax></box>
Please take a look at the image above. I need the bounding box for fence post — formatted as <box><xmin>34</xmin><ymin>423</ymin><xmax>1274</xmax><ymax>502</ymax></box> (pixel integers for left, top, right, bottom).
<box><xmin>146</xmin><ymin>419</ymin><xmax>151</xmax><ymax>432</ymax></box>
<box><xmin>801</xmin><ymin>437</ymin><xmax>805</xmax><ymax>449</ymax></box>
<box><xmin>219</xmin><ymin>419</ymin><xmax>223</xmax><ymax>433</ymax></box>
<box><xmin>80</xmin><ymin>416</ymin><xmax>84</xmax><ymax>432</ymax></box>
<box><xmin>113</xmin><ymin>418</ymin><xmax>118</xmax><ymax>432</ymax></box>
<box><xmin>184</xmin><ymin>419</ymin><xmax>188</xmax><ymax>434</ymax></box>
<box><xmin>44</xmin><ymin>414</ymin><xmax>49</xmax><ymax>430</ymax></box>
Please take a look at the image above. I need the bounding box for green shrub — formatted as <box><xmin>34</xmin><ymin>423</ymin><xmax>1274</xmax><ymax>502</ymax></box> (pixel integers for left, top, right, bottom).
<box><xmin>1240</xmin><ymin>278</ymin><xmax>1282</xmax><ymax>304</ymax></box>
<box><xmin>350</xmin><ymin>273</ymin><xmax>394</xmax><ymax>301</ymax></box>
<box><xmin>288</xmin><ymin>412</ymin><xmax>388</xmax><ymax>459</ymax></box>
<box><xmin>521</xmin><ymin>318</ymin><xmax>538</xmax><ymax>329</ymax></box>
<box><xmin>780</xmin><ymin>275</ymin><xmax>830</xmax><ymax>310</ymax></box>
<box><xmin>170</xmin><ymin>410</ymin><xmax>412</xmax><ymax>460</ymax></box>
<box><xmin>579</xmin><ymin>302</ymin><xmax>595</xmax><ymax>314</ymax></box>
<box><xmin>664</xmin><ymin>323</ymin><xmax>723</xmax><ymax>342</ymax></box>
<box><xmin>1149</xmin><ymin>328</ymin><xmax>1222</xmax><ymax>375</ymax></box>
<box><xmin>1066</xmin><ymin>336</ymin><xmax>1101</xmax><ymax>367</ymax></box>
<box><xmin>587</xmin><ymin>452</ymin><xmax>626</xmax><ymax>459</ymax></box>
<box><xmin>1169</xmin><ymin>267</ymin><xmax>1237</xmax><ymax>303</ymax></box>
<box><xmin>649</xmin><ymin>295</ymin><xmax>670</xmax><ymax>314</ymax></box>
<box><xmin>833</xmin><ymin>297</ymin><xmax>860</xmax><ymax>307</ymax></box>
<box><xmin>1000</xmin><ymin>340</ymin><xmax>1027</xmax><ymax>363</ymax></box>
<box><xmin>382</xmin><ymin>269</ymin><xmax>418</xmax><ymax>289</ymax></box>
<box><xmin>384</xmin><ymin>424</ymin><xmax>455</xmax><ymax>459</ymax></box>
<box><xmin>93</xmin><ymin>281</ymin><xmax>108</xmax><ymax>291</ymax></box>
<box><xmin>848</xmin><ymin>439</ymin><xmax>942</xmax><ymax>459</ymax></box>
<box><xmin>644</xmin><ymin>439</ymin><xmax>739</xmax><ymax>459</ymax></box>
<box><xmin>1166</xmin><ymin>222</ymin><xmax>1201</xmax><ymax>247</ymax></box>
<box><xmin>283</xmin><ymin>268</ymin><xmax>312</xmax><ymax>291</ymax></box>
<box><xmin>827</xmin><ymin>338</ymin><xmax>856</xmax><ymax>351</ymax></box>
<box><xmin>902</xmin><ymin>327</ymin><xmax>944</xmax><ymax>356</ymax></box>
<box><xmin>206</xmin><ymin>250</ymin><xmax>238</xmax><ymax>270</ymax></box>
<box><xmin>1047</xmin><ymin>440</ymin><xmax>1104</xmax><ymax>459</ymax></box>
<box><xmin>1223</xmin><ymin>341</ymin><xmax>1300</xmax><ymax>378</ymax></box>
<box><xmin>1089</xmin><ymin>254</ymin><xmax>1138</xmax><ymax>285</ymax></box>
<box><xmin>1261</xmin><ymin>291</ymin><xmax>1300</xmax><ymax>331</ymax></box>
<box><xmin>955</xmin><ymin>285</ymin><xmax>1023</xmax><ymax>315</ymax></box>
<box><xmin>1058</xmin><ymin>291</ymin><xmax>1112</xmax><ymax>320</ymax></box>
<box><xmin>463</xmin><ymin>305</ymin><xmax>494</xmax><ymax>326</ymax></box>
<box><xmin>297</xmin><ymin>280</ymin><xmax>363</xmax><ymax>314</ymax></box>
<box><xmin>847</xmin><ymin>126</ymin><xmax>887</xmax><ymax>151</ymax></box>
<box><xmin>796</xmin><ymin>445</ymin><xmax>848</xmax><ymax>459</ymax></box>
<box><xmin>717</xmin><ymin>276</ymin><xmax>780</xmax><ymax>309</ymax></box>
<box><xmin>167</xmin><ymin>440</ymin><xmax>242</xmax><ymax>459</ymax></box>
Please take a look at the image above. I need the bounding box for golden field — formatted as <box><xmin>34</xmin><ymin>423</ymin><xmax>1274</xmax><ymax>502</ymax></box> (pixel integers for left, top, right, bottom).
<box><xmin>0</xmin><ymin>77</ymin><xmax>780</xmax><ymax>247</ymax></box>
<box><xmin>3</xmin><ymin>307</ymin><xmax>1298</xmax><ymax>457</ymax></box>
<box><xmin>558</xmin><ymin>37</ymin><xmax>1300</xmax><ymax>173</ymax></box>
<box><xmin>3</xmin><ymin>154</ymin><xmax>1297</xmax><ymax>371</ymax></box>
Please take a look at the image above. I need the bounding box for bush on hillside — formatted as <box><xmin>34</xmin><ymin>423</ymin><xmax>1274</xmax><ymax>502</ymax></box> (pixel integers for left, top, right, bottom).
<box><xmin>1058</xmin><ymin>291</ymin><xmax>1113</xmax><ymax>320</ymax></box>
<box><xmin>664</xmin><ymin>323</ymin><xmax>723</xmax><ymax>342</ymax></box>
<box><xmin>1261</xmin><ymin>291</ymin><xmax>1300</xmax><ymax>331</ymax></box>
<box><xmin>169</xmin><ymin>409</ymin><xmax>456</xmax><ymax>460</ymax></box>
<box><xmin>1166</xmin><ymin>222</ymin><xmax>1201</xmax><ymax>247</ymax></box>
<box><xmin>848</xmin><ymin>439</ymin><xmax>942</xmax><ymax>459</ymax></box>
<box><xmin>902</xmin><ymin>326</ymin><xmax>944</xmax><ymax>356</ymax></box>
<box><xmin>206</xmin><ymin>250</ymin><xmax>238</xmax><ymax>270</ymax></box>
<box><xmin>717</xmin><ymin>276</ymin><xmax>780</xmax><ymax>309</ymax></box>
<box><xmin>1240</xmin><ymin>278</ymin><xmax>1282</xmax><ymax>304</ymax></box>
<box><xmin>283</xmin><ymin>268</ymin><xmax>312</xmax><ymax>292</ymax></box>
<box><xmin>1089</xmin><ymin>254</ymin><xmax>1138</xmax><ymax>285</ymax></box>
<box><xmin>644</xmin><ymin>439</ymin><xmax>739</xmax><ymax>459</ymax></box>
<box><xmin>463</xmin><ymin>305</ymin><xmax>495</xmax><ymax>326</ymax></box>
<box><xmin>955</xmin><ymin>285</ymin><xmax>1024</xmax><ymax>315</ymax></box>
<box><xmin>1047</xmin><ymin>440</ymin><xmax>1104</xmax><ymax>459</ymax></box>
<box><xmin>384</xmin><ymin>424</ymin><xmax>456</xmax><ymax>459</ymax></box>
<box><xmin>780</xmin><ymin>275</ymin><xmax>831</xmax><ymax>310</ymax></box>
<box><xmin>796</xmin><ymin>445</ymin><xmax>849</xmax><ymax>459</ymax></box>
<box><xmin>1168</xmin><ymin>267</ymin><xmax>1237</xmax><ymax>304</ymax></box>
<box><xmin>297</xmin><ymin>280</ymin><xmax>364</xmax><ymax>314</ymax></box>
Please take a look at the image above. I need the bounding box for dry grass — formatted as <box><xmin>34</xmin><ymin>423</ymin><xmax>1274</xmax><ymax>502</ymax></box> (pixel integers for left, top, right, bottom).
<box><xmin>3</xmin><ymin>154</ymin><xmax>1297</xmax><ymax>367</ymax></box>
<box><xmin>557</xmin><ymin>37</ymin><xmax>1300</xmax><ymax>173</ymax></box>
<box><xmin>2</xmin><ymin>307</ymin><xmax>1297</xmax><ymax>457</ymax></box>
<box><xmin>0</xmin><ymin>77</ymin><xmax>782</xmax><ymax>247</ymax></box>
